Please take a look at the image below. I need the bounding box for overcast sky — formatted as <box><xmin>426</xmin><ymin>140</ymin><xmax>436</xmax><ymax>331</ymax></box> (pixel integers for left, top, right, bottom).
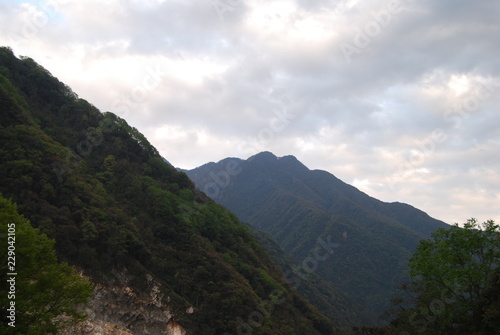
<box><xmin>1</xmin><ymin>0</ymin><xmax>499</xmax><ymax>225</ymax></box>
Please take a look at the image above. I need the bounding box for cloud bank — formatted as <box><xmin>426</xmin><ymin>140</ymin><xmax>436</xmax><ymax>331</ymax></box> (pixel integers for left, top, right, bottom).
<box><xmin>1</xmin><ymin>0</ymin><xmax>499</xmax><ymax>224</ymax></box>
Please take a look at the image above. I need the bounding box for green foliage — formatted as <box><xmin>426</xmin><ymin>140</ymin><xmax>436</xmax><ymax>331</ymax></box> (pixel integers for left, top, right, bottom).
<box><xmin>388</xmin><ymin>219</ymin><xmax>500</xmax><ymax>334</ymax></box>
<box><xmin>477</xmin><ymin>266</ymin><xmax>500</xmax><ymax>334</ymax></box>
<box><xmin>102</xmin><ymin>154</ymin><xmax>116</xmax><ymax>172</ymax></box>
<box><xmin>0</xmin><ymin>194</ymin><xmax>94</xmax><ymax>334</ymax></box>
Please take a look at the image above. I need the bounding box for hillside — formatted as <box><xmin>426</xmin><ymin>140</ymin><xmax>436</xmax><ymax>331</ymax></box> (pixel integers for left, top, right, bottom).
<box><xmin>248</xmin><ymin>227</ymin><xmax>377</xmax><ymax>325</ymax></box>
<box><xmin>186</xmin><ymin>151</ymin><xmax>449</xmax><ymax>318</ymax></box>
<box><xmin>0</xmin><ymin>47</ymin><xmax>342</xmax><ymax>334</ymax></box>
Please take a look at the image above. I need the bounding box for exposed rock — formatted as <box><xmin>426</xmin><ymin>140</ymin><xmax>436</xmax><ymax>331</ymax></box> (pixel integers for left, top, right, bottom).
<box><xmin>166</xmin><ymin>320</ymin><xmax>187</xmax><ymax>335</ymax></box>
<box><xmin>62</xmin><ymin>275</ymin><xmax>187</xmax><ymax>335</ymax></box>
<box><xmin>62</xmin><ymin>320</ymin><xmax>134</xmax><ymax>335</ymax></box>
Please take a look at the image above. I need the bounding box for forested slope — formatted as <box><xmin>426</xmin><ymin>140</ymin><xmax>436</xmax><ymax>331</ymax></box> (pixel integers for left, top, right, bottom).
<box><xmin>0</xmin><ymin>47</ymin><xmax>342</xmax><ymax>334</ymax></box>
<box><xmin>187</xmin><ymin>152</ymin><xmax>449</xmax><ymax>318</ymax></box>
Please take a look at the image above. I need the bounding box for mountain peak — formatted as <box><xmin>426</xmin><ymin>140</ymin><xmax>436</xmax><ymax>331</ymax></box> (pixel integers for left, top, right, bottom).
<box><xmin>278</xmin><ymin>154</ymin><xmax>306</xmax><ymax>166</ymax></box>
<box><xmin>248</xmin><ymin>151</ymin><xmax>277</xmax><ymax>162</ymax></box>
<box><xmin>246</xmin><ymin>152</ymin><xmax>309</xmax><ymax>173</ymax></box>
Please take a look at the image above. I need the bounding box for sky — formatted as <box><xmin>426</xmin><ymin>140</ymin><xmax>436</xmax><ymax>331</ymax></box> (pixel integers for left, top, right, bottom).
<box><xmin>1</xmin><ymin>0</ymin><xmax>499</xmax><ymax>225</ymax></box>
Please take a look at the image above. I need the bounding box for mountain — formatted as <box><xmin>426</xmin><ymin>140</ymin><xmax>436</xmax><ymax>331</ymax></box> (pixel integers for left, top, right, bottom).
<box><xmin>186</xmin><ymin>151</ymin><xmax>449</xmax><ymax>319</ymax></box>
<box><xmin>0</xmin><ymin>47</ymin><xmax>341</xmax><ymax>334</ymax></box>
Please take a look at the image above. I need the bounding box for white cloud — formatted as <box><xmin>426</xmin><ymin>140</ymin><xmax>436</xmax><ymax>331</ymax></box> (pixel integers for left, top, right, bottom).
<box><xmin>1</xmin><ymin>0</ymin><xmax>499</xmax><ymax>224</ymax></box>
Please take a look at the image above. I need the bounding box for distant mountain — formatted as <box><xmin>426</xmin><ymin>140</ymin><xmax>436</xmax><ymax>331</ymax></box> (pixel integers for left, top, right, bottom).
<box><xmin>187</xmin><ymin>151</ymin><xmax>449</xmax><ymax>319</ymax></box>
<box><xmin>0</xmin><ymin>47</ymin><xmax>339</xmax><ymax>334</ymax></box>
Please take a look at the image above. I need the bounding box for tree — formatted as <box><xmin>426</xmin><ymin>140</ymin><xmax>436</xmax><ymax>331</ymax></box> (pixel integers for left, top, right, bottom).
<box><xmin>477</xmin><ymin>266</ymin><xmax>500</xmax><ymax>334</ymax></box>
<box><xmin>389</xmin><ymin>219</ymin><xmax>499</xmax><ymax>334</ymax></box>
<box><xmin>0</xmin><ymin>194</ymin><xmax>94</xmax><ymax>334</ymax></box>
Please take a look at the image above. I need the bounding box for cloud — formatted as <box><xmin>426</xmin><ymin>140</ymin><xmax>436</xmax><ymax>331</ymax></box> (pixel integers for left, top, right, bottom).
<box><xmin>1</xmin><ymin>0</ymin><xmax>499</xmax><ymax>224</ymax></box>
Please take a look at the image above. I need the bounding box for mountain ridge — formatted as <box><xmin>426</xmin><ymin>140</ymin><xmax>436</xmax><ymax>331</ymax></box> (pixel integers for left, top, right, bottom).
<box><xmin>186</xmin><ymin>151</ymin><xmax>449</xmax><ymax>319</ymax></box>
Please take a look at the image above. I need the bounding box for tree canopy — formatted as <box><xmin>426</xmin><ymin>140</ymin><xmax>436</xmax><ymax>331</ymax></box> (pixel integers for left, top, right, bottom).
<box><xmin>388</xmin><ymin>219</ymin><xmax>500</xmax><ymax>334</ymax></box>
<box><xmin>0</xmin><ymin>193</ymin><xmax>94</xmax><ymax>334</ymax></box>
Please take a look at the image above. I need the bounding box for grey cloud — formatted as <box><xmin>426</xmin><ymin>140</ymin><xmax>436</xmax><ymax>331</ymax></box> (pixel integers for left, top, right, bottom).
<box><xmin>1</xmin><ymin>0</ymin><xmax>498</xmax><ymax>224</ymax></box>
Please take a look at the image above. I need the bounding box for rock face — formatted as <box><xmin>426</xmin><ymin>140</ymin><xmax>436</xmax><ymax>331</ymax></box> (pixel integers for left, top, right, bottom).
<box><xmin>63</xmin><ymin>275</ymin><xmax>187</xmax><ymax>335</ymax></box>
<box><xmin>61</xmin><ymin>320</ymin><xmax>134</xmax><ymax>335</ymax></box>
<box><xmin>166</xmin><ymin>320</ymin><xmax>186</xmax><ymax>335</ymax></box>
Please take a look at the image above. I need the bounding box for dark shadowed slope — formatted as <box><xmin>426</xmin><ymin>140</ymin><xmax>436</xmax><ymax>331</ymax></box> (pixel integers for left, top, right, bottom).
<box><xmin>187</xmin><ymin>151</ymin><xmax>449</xmax><ymax>319</ymax></box>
